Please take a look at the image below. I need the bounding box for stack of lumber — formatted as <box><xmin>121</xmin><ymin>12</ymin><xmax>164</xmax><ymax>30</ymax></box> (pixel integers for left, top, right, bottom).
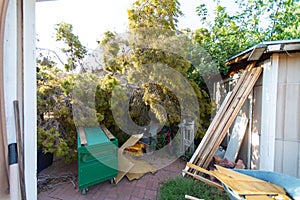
<box><xmin>184</xmin><ymin>63</ymin><xmax>262</xmax><ymax>174</ymax></box>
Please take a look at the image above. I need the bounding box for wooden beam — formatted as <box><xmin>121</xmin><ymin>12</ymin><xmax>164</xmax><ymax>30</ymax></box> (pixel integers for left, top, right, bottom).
<box><xmin>78</xmin><ymin>127</ymin><xmax>87</xmax><ymax>146</ymax></box>
<box><xmin>245</xmin><ymin>195</ymin><xmax>273</xmax><ymax>200</ymax></box>
<box><xmin>183</xmin><ymin>170</ymin><xmax>224</xmax><ymax>190</ymax></box>
<box><xmin>14</xmin><ymin>100</ymin><xmax>26</xmax><ymax>199</ymax></box>
<box><xmin>187</xmin><ymin>63</ymin><xmax>257</xmax><ymax>173</ymax></box>
<box><xmin>100</xmin><ymin>125</ymin><xmax>115</xmax><ymax>141</ymax></box>
<box><xmin>186</xmin><ymin>162</ymin><xmax>213</xmax><ymax>176</ymax></box>
<box><xmin>185</xmin><ymin>194</ymin><xmax>204</xmax><ymax>200</ymax></box>
<box><xmin>203</xmin><ymin>67</ymin><xmax>262</xmax><ymax>167</ymax></box>
<box><xmin>200</xmin><ymin>67</ymin><xmax>262</xmax><ymax>168</ymax></box>
<box><xmin>185</xmin><ymin>92</ymin><xmax>232</xmax><ymax>174</ymax></box>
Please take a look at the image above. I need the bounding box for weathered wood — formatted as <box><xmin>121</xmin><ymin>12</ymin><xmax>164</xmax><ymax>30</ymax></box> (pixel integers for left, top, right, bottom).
<box><xmin>224</xmin><ymin>116</ymin><xmax>248</xmax><ymax>162</ymax></box>
<box><xmin>14</xmin><ymin>100</ymin><xmax>26</xmax><ymax>200</ymax></box>
<box><xmin>202</xmin><ymin>67</ymin><xmax>262</xmax><ymax>167</ymax></box>
<box><xmin>78</xmin><ymin>127</ymin><xmax>88</xmax><ymax>146</ymax></box>
<box><xmin>187</xmin><ymin>63</ymin><xmax>256</xmax><ymax>172</ymax></box>
<box><xmin>212</xmin><ymin>165</ymin><xmax>287</xmax><ymax>196</ymax></box>
<box><xmin>186</xmin><ymin>162</ymin><xmax>213</xmax><ymax>176</ymax></box>
<box><xmin>187</xmin><ymin>163</ymin><xmax>289</xmax><ymax>199</ymax></box>
<box><xmin>185</xmin><ymin>194</ymin><xmax>204</xmax><ymax>200</ymax></box>
<box><xmin>100</xmin><ymin>125</ymin><xmax>115</xmax><ymax>141</ymax></box>
<box><xmin>183</xmin><ymin>170</ymin><xmax>223</xmax><ymax>190</ymax></box>
<box><xmin>245</xmin><ymin>195</ymin><xmax>273</xmax><ymax>200</ymax></box>
<box><xmin>200</xmin><ymin>67</ymin><xmax>262</xmax><ymax>168</ymax></box>
<box><xmin>184</xmin><ymin>92</ymin><xmax>232</xmax><ymax>175</ymax></box>
<box><xmin>115</xmin><ymin>134</ymin><xmax>144</xmax><ymax>184</ymax></box>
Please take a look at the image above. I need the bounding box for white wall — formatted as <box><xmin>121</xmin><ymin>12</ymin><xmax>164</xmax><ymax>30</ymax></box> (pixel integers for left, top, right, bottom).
<box><xmin>3</xmin><ymin>0</ymin><xmax>19</xmax><ymax>199</ymax></box>
<box><xmin>4</xmin><ymin>0</ymin><xmax>37</xmax><ymax>199</ymax></box>
<box><xmin>251</xmin><ymin>74</ymin><xmax>263</xmax><ymax>169</ymax></box>
<box><xmin>260</xmin><ymin>55</ymin><xmax>279</xmax><ymax>171</ymax></box>
<box><xmin>23</xmin><ymin>0</ymin><xmax>37</xmax><ymax>198</ymax></box>
<box><xmin>275</xmin><ymin>53</ymin><xmax>300</xmax><ymax>178</ymax></box>
<box><xmin>4</xmin><ymin>0</ymin><xmax>17</xmax><ymax>145</ymax></box>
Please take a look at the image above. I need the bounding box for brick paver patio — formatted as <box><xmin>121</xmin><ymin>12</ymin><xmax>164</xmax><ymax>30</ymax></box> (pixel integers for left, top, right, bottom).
<box><xmin>37</xmin><ymin>156</ymin><xmax>186</xmax><ymax>200</ymax></box>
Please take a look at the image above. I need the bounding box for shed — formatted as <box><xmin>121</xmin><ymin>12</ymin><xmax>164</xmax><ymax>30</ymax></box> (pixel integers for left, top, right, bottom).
<box><xmin>214</xmin><ymin>39</ymin><xmax>300</xmax><ymax>178</ymax></box>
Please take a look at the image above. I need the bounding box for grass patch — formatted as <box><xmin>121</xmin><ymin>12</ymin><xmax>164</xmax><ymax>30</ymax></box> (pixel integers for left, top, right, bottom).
<box><xmin>159</xmin><ymin>176</ymin><xmax>229</xmax><ymax>200</ymax></box>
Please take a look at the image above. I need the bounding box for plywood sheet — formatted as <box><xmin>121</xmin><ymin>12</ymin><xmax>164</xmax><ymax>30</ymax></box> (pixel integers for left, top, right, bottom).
<box><xmin>213</xmin><ymin>166</ymin><xmax>286</xmax><ymax>196</ymax></box>
<box><xmin>224</xmin><ymin>116</ymin><xmax>248</xmax><ymax>162</ymax></box>
<box><xmin>245</xmin><ymin>195</ymin><xmax>272</xmax><ymax>200</ymax></box>
<box><xmin>120</xmin><ymin>134</ymin><xmax>143</xmax><ymax>151</ymax></box>
<box><xmin>126</xmin><ymin>157</ymin><xmax>156</xmax><ymax>181</ymax></box>
<box><xmin>115</xmin><ymin>134</ymin><xmax>144</xmax><ymax>183</ymax></box>
<box><xmin>115</xmin><ymin>150</ymin><xmax>134</xmax><ymax>184</ymax></box>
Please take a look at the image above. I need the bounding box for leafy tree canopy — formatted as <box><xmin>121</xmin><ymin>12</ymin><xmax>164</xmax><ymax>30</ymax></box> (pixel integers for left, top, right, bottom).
<box><xmin>194</xmin><ymin>0</ymin><xmax>300</xmax><ymax>75</ymax></box>
<box><xmin>128</xmin><ymin>0</ymin><xmax>183</xmax><ymax>30</ymax></box>
<box><xmin>55</xmin><ymin>22</ymin><xmax>87</xmax><ymax>71</ymax></box>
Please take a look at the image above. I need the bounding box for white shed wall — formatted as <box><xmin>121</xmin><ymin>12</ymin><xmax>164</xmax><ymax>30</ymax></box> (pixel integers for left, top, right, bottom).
<box><xmin>275</xmin><ymin>53</ymin><xmax>300</xmax><ymax>178</ymax></box>
<box><xmin>260</xmin><ymin>56</ymin><xmax>278</xmax><ymax>171</ymax></box>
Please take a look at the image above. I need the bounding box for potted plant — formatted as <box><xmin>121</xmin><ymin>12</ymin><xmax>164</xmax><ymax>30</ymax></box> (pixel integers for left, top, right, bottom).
<box><xmin>37</xmin><ymin>126</ymin><xmax>55</xmax><ymax>173</ymax></box>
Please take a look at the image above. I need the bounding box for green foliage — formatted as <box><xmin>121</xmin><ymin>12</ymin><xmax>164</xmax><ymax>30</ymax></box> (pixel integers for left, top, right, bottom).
<box><xmin>194</xmin><ymin>0</ymin><xmax>300</xmax><ymax>75</ymax></box>
<box><xmin>121</xmin><ymin>0</ymin><xmax>214</xmax><ymax>139</ymax></box>
<box><xmin>128</xmin><ymin>0</ymin><xmax>183</xmax><ymax>30</ymax></box>
<box><xmin>37</xmin><ymin>65</ymin><xmax>77</xmax><ymax>163</ymax></box>
<box><xmin>159</xmin><ymin>176</ymin><xmax>229</xmax><ymax>200</ymax></box>
<box><xmin>55</xmin><ymin>22</ymin><xmax>87</xmax><ymax>71</ymax></box>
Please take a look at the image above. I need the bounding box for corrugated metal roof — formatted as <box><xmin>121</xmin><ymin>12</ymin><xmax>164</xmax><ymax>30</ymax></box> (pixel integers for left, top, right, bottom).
<box><xmin>226</xmin><ymin>39</ymin><xmax>300</xmax><ymax>64</ymax></box>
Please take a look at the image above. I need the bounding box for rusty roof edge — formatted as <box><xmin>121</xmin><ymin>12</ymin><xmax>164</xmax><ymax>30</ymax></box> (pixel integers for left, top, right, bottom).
<box><xmin>225</xmin><ymin>39</ymin><xmax>300</xmax><ymax>65</ymax></box>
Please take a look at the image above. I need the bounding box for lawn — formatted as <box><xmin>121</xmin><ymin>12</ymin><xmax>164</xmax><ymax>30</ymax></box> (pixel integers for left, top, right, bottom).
<box><xmin>159</xmin><ymin>176</ymin><xmax>230</xmax><ymax>200</ymax></box>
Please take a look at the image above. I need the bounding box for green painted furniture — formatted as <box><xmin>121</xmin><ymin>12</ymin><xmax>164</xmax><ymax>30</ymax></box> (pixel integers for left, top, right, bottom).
<box><xmin>77</xmin><ymin>127</ymin><xmax>118</xmax><ymax>194</ymax></box>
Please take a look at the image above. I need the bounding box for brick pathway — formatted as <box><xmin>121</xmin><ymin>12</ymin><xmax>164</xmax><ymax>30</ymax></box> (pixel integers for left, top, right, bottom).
<box><xmin>37</xmin><ymin>157</ymin><xmax>186</xmax><ymax>200</ymax></box>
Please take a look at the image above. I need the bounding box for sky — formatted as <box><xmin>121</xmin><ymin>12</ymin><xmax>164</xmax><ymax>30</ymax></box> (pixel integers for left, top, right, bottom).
<box><xmin>36</xmin><ymin>0</ymin><xmax>202</xmax><ymax>50</ymax></box>
<box><xmin>35</xmin><ymin>0</ymin><xmax>237</xmax><ymax>62</ymax></box>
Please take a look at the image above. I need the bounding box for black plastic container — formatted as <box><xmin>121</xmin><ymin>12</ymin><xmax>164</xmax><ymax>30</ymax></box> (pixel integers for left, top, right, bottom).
<box><xmin>37</xmin><ymin>149</ymin><xmax>53</xmax><ymax>174</ymax></box>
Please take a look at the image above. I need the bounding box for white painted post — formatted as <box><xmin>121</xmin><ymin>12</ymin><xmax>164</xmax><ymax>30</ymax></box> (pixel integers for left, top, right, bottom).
<box><xmin>260</xmin><ymin>55</ymin><xmax>279</xmax><ymax>171</ymax></box>
<box><xmin>23</xmin><ymin>0</ymin><xmax>37</xmax><ymax>199</ymax></box>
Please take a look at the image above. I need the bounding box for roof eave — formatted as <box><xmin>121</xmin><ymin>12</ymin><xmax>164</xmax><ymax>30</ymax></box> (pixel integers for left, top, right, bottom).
<box><xmin>225</xmin><ymin>39</ymin><xmax>300</xmax><ymax>66</ymax></box>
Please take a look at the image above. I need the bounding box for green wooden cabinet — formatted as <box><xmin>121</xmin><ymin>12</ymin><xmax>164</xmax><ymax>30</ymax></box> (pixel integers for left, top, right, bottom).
<box><xmin>77</xmin><ymin>127</ymin><xmax>118</xmax><ymax>194</ymax></box>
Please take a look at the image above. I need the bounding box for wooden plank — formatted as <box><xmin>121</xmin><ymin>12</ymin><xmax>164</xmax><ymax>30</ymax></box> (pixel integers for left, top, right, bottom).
<box><xmin>201</xmin><ymin>67</ymin><xmax>262</xmax><ymax>168</ymax></box>
<box><xmin>115</xmin><ymin>134</ymin><xmax>144</xmax><ymax>183</ymax></box>
<box><xmin>100</xmin><ymin>125</ymin><xmax>115</xmax><ymax>141</ymax></box>
<box><xmin>126</xmin><ymin>156</ymin><xmax>156</xmax><ymax>181</ymax></box>
<box><xmin>245</xmin><ymin>195</ymin><xmax>273</xmax><ymax>199</ymax></box>
<box><xmin>191</xmin><ymin>69</ymin><xmax>249</xmax><ymax>168</ymax></box>
<box><xmin>189</xmin><ymin>63</ymin><xmax>256</xmax><ymax>169</ymax></box>
<box><xmin>246</xmin><ymin>194</ymin><xmax>290</xmax><ymax>200</ymax></box>
<box><xmin>14</xmin><ymin>100</ymin><xmax>26</xmax><ymax>200</ymax></box>
<box><xmin>78</xmin><ymin>127</ymin><xmax>88</xmax><ymax>146</ymax></box>
<box><xmin>214</xmin><ymin>165</ymin><xmax>264</xmax><ymax>182</ymax></box>
<box><xmin>120</xmin><ymin>134</ymin><xmax>143</xmax><ymax>151</ymax></box>
<box><xmin>224</xmin><ymin>116</ymin><xmax>248</xmax><ymax>162</ymax></box>
<box><xmin>201</xmin><ymin>69</ymin><xmax>255</xmax><ymax>164</ymax></box>
<box><xmin>204</xmin><ymin>67</ymin><xmax>262</xmax><ymax>167</ymax></box>
<box><xmin>183</xmin><ymin>170</ymin><xmax>224</xmax><ymax>190</ymax></box>
<box><xmin>184</xmin><ymin>92</ymin><xmax>232</xmax><ymax>174</ymax></box>
<box><xmin>115</xmin><ymin>152</ymin><xmax>134</xmax><ymax>184</ymax></box>
<box><xmin>185</xmin><ymin>194</ymin><xmax>204</xmax><ymax>200</ymax></box>
<box><xmin>186</xmin><ymin>162</ymin><xmax>213</xmax><ymax>176</ymax></box>
<box><xmin>218</xmin><ymin>179</ymin><xmax>285</xmax><ymax>196</ymax></box>
<box><xmin>212</xmin><ymin>166</ymin><xmax>286</xmax><ymax>196</ymax></box>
